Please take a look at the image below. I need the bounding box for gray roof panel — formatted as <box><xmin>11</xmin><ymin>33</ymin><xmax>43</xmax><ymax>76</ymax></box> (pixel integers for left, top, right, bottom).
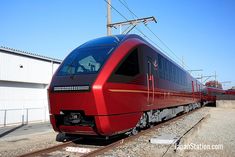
<box><xmin>0</xmin><ymin>46</ymin><xmax>62</xmax><ymax>63</ymax></box>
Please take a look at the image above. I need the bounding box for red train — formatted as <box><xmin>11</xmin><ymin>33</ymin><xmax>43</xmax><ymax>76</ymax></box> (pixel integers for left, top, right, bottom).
<box><xmin>203</xmin><ymin>87</ymin><xmax>225</xmax><ymax>103</ymax></box>
<box><xmin>203</xmin><ymin>81</ymin><xmax>225</xmax><ymax>102</ymax></box>
<box><xmin>225</xmin><ymin>88</ymin><xmax>235</xmax><ymax>95</ymax></box>
<box><xmin>48</xmin><ymin>34</ymin><xmax>207</xmax><ymax>139</ymax></box>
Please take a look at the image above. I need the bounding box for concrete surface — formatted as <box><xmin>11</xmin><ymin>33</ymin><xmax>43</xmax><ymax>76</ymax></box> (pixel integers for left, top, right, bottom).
<box><xmin>216</xmin><ymin>100</ymin><xmax>235</xmax><ymax>109</ymax></box>
<box><xmin>0</xmin><ymin>122</ymin><xmax>53</xmax><ymax>139</ymax></box>
<box><xmin>176</xmin><ymin>107</ymin><xmax>235</xmax><ymax>157</ymax></box>
<box><xmin>0</xmin><ymin>122</ymin><xmax>59</xmax><ymax>157</ymax></box>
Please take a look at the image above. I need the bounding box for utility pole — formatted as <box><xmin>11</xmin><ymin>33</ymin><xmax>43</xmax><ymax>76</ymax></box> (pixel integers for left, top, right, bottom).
<box><xmin>105</xmin><ymin>0</ymin><xmax>156</xmax><ymax>35</ymax></box>
<box><xmin>201</xmin><ymin>74</ymin><xmax>203</xmax><ymax>84</ymax></box>
<box><xmin>107</xmin><ymin>0</ymin><xmax>112</xmax><ymax>36</ymax></box>
<box><xmin>215</xmin><ymin>71</ymin><xmax>217</xmax><ymax>81</ymax></box>
<box><xmin>215</xmin><ymin>71</ymin><xmax>217</xmax><ymax>88</ymax></box>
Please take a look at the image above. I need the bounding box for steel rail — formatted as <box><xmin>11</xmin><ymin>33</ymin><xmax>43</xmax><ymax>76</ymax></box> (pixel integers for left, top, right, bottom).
<box><xmin>19</xmin><ymin>138</ymin><xmax>81</xmax><ymax>157</ymax></box>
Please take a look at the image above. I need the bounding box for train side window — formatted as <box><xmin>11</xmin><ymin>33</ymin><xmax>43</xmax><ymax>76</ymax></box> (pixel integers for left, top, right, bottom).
<box><xmin>176</xmin><ymin>68</ymin><xmax>179</xmax><ymax>84</ymax></box>
<box><xmin>172</xmin><ymin>65</ymin><xmax>176</xmax><ymax>82</ymax></box>
<box><xmin>164</xmin><ymin>60</ymin><xmax>168</xmax><ymax>80</ymax></box>
<box><xmin>169</xmin><ymin>62</ymin><xmax>173</xmax><ymax>82</ymax></box>
<box><xmin>158</xmin><ymin>54</ymin><xmax>162</xmax><ymax>70</ymax></box>
<box><xmin>115</xmin><ymin>48</ymin><xmax>139</xmax><ymax>76</ymax></box>
<box><xmin>162</xmin><ymin>57</ymin><xmax>165</xmax><ymax>79</ymax></box>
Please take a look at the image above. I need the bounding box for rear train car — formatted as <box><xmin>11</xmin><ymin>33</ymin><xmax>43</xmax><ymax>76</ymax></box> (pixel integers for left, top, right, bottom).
<box><xmin>204</xmin><ymin>81</ymin><xmax>225</xmax><ymax>103</ymax></box>
<box><xmin>48</xmin><ymin>34</ymin><xmax>204</xmax><ymax>138</ymax></box>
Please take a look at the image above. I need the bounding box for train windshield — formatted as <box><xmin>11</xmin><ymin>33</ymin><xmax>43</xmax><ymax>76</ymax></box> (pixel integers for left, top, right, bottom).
<box><xmin>57</xmin><ymin>46</ymin><xmax>115</xmax><ymax>76</ymax></box>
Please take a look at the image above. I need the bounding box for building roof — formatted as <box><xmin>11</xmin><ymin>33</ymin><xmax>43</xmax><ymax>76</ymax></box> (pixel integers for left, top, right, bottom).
<box><xmin>0</xmin><ymin>46</ymin><xmax>62</xmax><ymax>63</ymax></box>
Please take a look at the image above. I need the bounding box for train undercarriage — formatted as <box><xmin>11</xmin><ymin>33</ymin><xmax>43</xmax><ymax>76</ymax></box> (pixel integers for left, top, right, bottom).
<box><xmin>56</xmin><ymin>102</ymin><xmax>207</xmax><ymax>142</ymax></box>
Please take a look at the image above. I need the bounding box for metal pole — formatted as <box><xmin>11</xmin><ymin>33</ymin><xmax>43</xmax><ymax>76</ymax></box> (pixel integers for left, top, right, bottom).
<box><xmin>215</xmin><ymin>71</ymin><xmax>217</xmax><ymax>88</ymax></box>
<box><xmin>119</xmin><ymin>24</ymin><xmax>122</xmax><ymax>34</ymax></box>
<box><xmin>215</xmin><ymin>71</ymin><xmax>216</xmax><ymax>81</ymax></box>
<box><xmin>26</xmin><ymin>108</ymin><xmax>28</xmax><ymax>124</ymax></box>
<box><xmin>4</xmin><ymin>110</ymin><xmax>7</xmax><ymax>127</ymax></box>
<box><xmin>22</xmin><ymin>111</ymin><xmax>24</xmax><ymax>125</ymax></box>
<box><xmin>51</xmin><ymin>61</ymin><xmax>54</xmax><ymax>75</ymax></box>
<box><xmin>182</xmin><ymin>56</ymin><xmax>184</xmax><ymax>68</ymax></box>
<box><xmin>44</xmin><ymin>106</ymin><xmax>46</xmax><ymax>122</ymax></box>
<box><xmin>107</xmin><ymin>0</ymin><xmax>112</xmax><ymax>35</ymax></box>
<box><xmin>201</xmin><ymin>74</ymin><xmax>203</xmax><ymax>84</ymax></box>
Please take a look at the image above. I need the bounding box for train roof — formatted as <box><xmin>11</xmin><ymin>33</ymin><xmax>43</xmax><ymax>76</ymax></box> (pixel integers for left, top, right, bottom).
<box><xmin>77</xmin><ymin>34</ymin><xmax>144</xmax><ymax>49</ymax></box>
<box><xmin>76</xmin><ymin>34</ymin><xmax>202</xmax><ymax>85</ymax></box>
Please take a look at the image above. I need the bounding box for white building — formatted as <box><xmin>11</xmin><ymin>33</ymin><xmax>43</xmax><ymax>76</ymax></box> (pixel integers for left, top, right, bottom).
<box><xmin>0</xmin><ymin>46</ymin><xmax>61</xmax><ymax>127</ymax></box>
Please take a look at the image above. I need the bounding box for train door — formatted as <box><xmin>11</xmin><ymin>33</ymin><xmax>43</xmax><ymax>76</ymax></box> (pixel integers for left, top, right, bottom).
<box><xmin>192</xmin><ymin>81</ymin><xmax>195</xmax><ymax>100</ymax></box>
<box><xmin>146</xmin><ymin>57</ymin><xmax>157</xmax><ymax>105</ymax></box>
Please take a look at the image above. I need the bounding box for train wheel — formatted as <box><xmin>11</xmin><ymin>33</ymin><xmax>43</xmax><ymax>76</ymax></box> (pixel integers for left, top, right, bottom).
<box><xmin>139</xmin><ymin>113</ymin><xmax>148</xmax><ymax>129</ymax></box>
<box><xmin>130</xmin><ymin>127</ymin><xmax>139</xmax><ymax>135</ymax></box>
<box><xmin>56</xmin><ymin>132</ymin><xmax>66</xmax><ymax>142</ymax></box>
<box><xmin>127</xmin><ymin>113</ymin><xmax>148</xmax><ymax>136</ymax></box>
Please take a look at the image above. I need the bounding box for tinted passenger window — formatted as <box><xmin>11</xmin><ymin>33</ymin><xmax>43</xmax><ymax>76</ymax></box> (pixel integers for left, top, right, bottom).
<box><xmin>57</xmin><ymin>46</ymin><xmax>115</xmax><ymax>76</ymax></box>
<box><xmin>116</xmin><ymin>48</ymin><xmax>139</xmax><ymax>76</ymax></box>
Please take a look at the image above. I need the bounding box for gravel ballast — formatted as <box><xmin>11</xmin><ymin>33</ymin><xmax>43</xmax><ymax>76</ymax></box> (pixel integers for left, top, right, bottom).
<box><xmin>98</xmin><ymin>107</ymin><xmax>211</xmax><ymax>157</ymax></box>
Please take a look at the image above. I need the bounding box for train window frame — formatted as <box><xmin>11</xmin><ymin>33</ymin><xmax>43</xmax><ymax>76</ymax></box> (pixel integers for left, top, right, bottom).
<box><xmin>57</xmin><ymin>46</ymin><xmax>115</xmax><ymax>76</ymax></box>
<box><xmin>108</xmin><ymin>47</ymin><xmax>142</xmax><ymax>84</ymax></box>
<box><xmin>115</xmin><ymin>48</ymin><xmax>140</xmax><ymax>77</ymax></box>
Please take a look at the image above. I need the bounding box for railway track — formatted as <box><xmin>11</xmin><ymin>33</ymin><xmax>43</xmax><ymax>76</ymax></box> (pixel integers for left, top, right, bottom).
<box><xmin>19</xmin><ymin>137</ymin><xmax>104</xmax><ymax>157</ymax></box>
<box><xmin>19</xmin><ymin>108</ymin><xmax>204</xmax><ymax>157</ymax></box>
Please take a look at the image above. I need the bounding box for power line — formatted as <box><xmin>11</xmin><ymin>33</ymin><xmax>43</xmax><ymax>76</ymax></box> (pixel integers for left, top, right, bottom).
<box><xmin>104</xmin><ymin>0</ymin><xmax>178</xmax><ymax>64</ymax></box>
<box><xmin>105</xmin><ymin>0</ymin><xmax>156</xmax><ymax>35</ymax></box>
<box><xmin>117</xmin><ymin>0</ymin><xmax>191</xmax><ymax>70</ymax></box>
<box><xmin>105</xmin><ymin>0</ymin><xmax>190</xmax><ymax>70</ymax></box>
<box><xmin>145</xmin><ymin>25</ymin><xmax>184</xmax><ymax>65</ymax></box>
<box><xmin>118</xmin><ymin>0</ymin><xmax>139</xmax><ymax>18</ymax></box>
<box><xmin>119</xmin><ymin>0</ymin><xmax>136</xmax><ymax>19</ymax></box>
<box><xmin>104</xmin><ymin>0</ymin><xmax>129</xmax><ymax>22</ymax></box>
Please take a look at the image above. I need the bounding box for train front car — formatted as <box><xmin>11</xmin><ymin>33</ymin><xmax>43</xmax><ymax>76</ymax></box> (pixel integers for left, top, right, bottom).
<box><xmin>48</xmin><ymin>34</ymin><xmax>204</xmax><ymax>139</ymax></box>
<box><xmin>48</xmin><ymin>35</ymin><xmax>144</xmax><ymax>137</ymax></box>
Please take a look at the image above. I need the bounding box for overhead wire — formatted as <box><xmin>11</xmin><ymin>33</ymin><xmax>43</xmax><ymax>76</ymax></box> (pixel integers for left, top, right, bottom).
<box><xmin>104</xmin><ymin>0</ymin><xmax>179</xmax><ymax>65</ymax></box>
<box><xmin>103</xmin><ymin>1</ymin><xmax>163</xmax><ymax>50</ymax></box>
<box><xmin>117</xmin><ymin>0</ymin><xmax>191</xmax><ymax>70</ymax></box>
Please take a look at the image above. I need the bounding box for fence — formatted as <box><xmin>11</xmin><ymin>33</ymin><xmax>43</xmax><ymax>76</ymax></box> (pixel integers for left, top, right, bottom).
<box><xmin>0</xmin><ymin>107</ymin><xmax>49</xmax><ymax>127</ymax></box>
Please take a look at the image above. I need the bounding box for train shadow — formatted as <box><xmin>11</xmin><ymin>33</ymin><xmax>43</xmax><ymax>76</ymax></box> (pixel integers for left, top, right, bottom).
<box><xmin>205</xmin><ymin>102</ymin><xmax>216</xmax><ymax>107</ymax></box>
<box><xmin>57</xmin><ymin>133</ymin><xmax>128</xmax><ymax>146</ymax></box>
<box><xmin>74</xmin><ymin>135</ymin><xmax>128</xmax><ymax>146</ymax></box>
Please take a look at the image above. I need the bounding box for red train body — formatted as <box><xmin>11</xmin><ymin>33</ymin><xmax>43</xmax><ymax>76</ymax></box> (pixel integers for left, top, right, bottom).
<box><xmin>203</xmin><ymin>86</ymin><xmax>225</xmax><ymax>102</ymax></box>
<box><xmin>48</xmin><ymin>34</ymin><xmax>206</xmax><ymax>137</ymax></box>
<box><xmin>225</xmin><ymin>89</ymin><xmax>235</xmax><ymax>95</ymax></box>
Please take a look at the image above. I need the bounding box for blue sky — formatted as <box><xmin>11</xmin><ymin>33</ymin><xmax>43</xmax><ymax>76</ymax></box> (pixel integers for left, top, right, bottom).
<box><xmin>1</xmin><ymin>0</ymin><xmax>235</xmax><ymax>89</ymax></box>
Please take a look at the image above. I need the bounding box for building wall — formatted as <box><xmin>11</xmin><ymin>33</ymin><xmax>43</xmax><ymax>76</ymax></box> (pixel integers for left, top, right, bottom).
<box><xmin>0</xmin><ymin>52</ymin><xmax>59</xmax><ymax>84</ymax></box>
<box><xmin>0</xmin><ymin>50</ymin><xmax>61</xmax><ymax>127</ymax></box>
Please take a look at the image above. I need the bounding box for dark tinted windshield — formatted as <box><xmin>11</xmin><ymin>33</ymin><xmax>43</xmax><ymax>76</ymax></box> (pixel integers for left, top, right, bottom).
<box><xmin>57</xmin><ymin>46</ymin><xmax>115</xmax><ymax>76</ymax></box>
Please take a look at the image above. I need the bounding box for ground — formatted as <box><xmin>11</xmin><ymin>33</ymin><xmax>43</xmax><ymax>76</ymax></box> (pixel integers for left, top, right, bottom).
<box><xmin>0</xmin><ymin>123</ymin><xmax>59</xmax><ymax>157</ymax></box>
<box><xmin>0</xmin><ymin>106</ymin><xmax>235</xmax><ymax>157</ymax></box>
